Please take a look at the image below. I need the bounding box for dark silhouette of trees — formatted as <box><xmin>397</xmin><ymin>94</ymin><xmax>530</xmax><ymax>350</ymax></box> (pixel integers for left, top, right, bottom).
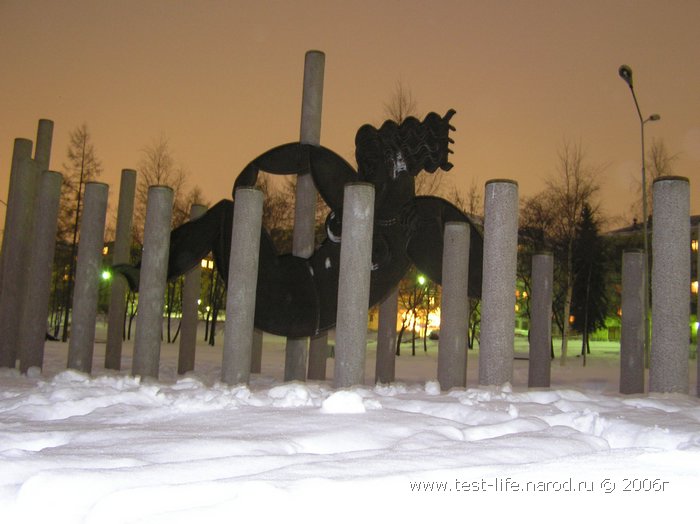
<box><xmin>519</xmin><ymin>141</ymin><xmax>604</xmax><ymax>364</ymax></box>
<box><xmin>571</xmin><ymin>203</ymin><xmax>609</xmax><ymax>365</ymax></box>
<box><xmin>396</xmin><ymin>268</ymin><xmax>436</xmax><ymax>356</ymax></box>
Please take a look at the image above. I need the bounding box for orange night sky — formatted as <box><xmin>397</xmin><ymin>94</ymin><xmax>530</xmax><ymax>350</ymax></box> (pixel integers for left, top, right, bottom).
<box><xmin>1</xmin><ymin>0</ymin><xmax>699</xmax><ymax>232</ymax></box>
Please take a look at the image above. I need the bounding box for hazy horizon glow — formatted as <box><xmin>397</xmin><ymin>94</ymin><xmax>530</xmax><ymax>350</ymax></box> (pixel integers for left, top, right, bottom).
<box><xmin>2</xmin><ymin>0</ymin><xmax>699</xmax><ymax>232</ymax></box>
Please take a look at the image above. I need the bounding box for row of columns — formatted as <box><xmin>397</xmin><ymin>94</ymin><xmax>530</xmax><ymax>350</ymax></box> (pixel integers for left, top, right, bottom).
<box><xmin>4</xmin><ymin>157</ymin><xmax>691</xmax><ymax>395</ymax></box>
<box><xmin>0</xmin><ymin>120</ymin><xmax>55</xmax><ymax>371</ymax></box>
<box><xmin>0</xmin><ymin>63</ymin><xmax>695</xmax><ymax>395</ymax></box>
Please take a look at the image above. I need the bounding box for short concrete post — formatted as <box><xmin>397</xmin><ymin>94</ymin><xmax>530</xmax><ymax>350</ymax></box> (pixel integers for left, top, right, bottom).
<box><xmin>528</xmin><ymin>252</ymin><xmax>553</xmax><ymax>388</ymax></box>
<box><xmin>437</xmin><ymin>222</ymin><xmax>471</xmax><ymax>390</ymax></box>
<box><xmin>375</xmin><ymin>286</ymin><xmax>399</xmax><ymax>384</ymax></box>
<box><xmin>34</xmin><ymin>119</ymin><xmax>53</xmax><ymax>173</ymax></box>
<box><xmin>333</xmin><ymin>182</ymin><xmax>375</xmax><ymax>388</ymax></box>
<box><xmin>650</xmin><ymin>176</ymin><xmax>690</xmax><ymax>393</ymax></box>
<box><xmin>479</xmin><ymin>179</ymin><xmax>519</xmax><ymax>386</ymax></box>
<box><xmin>620</xmin><ymin>250</ymin><xmax>645</xmax><ymax>394</ymax></box>
<box><xmin>222</xmin><ymin>187</ymin><xmax>264</xmax><ymax>385</ymax></box>
<box><xmin>18</xmin><ymin>171</ymin><xmax>62</xmax><ymax>373</ymax></box>
<box><xmin>132</xmin><ymin>186</ymin><xmax>173</xmax><ymax>379</ymax></box>
<box><xmin>0</xmin><ymin>139</ymin><xmax>34</xmax><ymax>368</ymax></box>
<box><xmin>307</xmin><ymin>331</ymin><xmax>329</xmax><ymax>380</ymax></box>
<box><xmin>105</xmin><ymin>169</ymin><xmax>137</xmax><ymax>370</ymax></box>
<box><xmin>177</xmin><ymin>203</ymin><xmax>207</xmax><ymax>375</ymax></box>
<box><xmin>285</xmin><ymin>49</ymin><xmax>326</xmax><ymax>382</ymax></box>
<box><xmin>67</xmin><ymin>182</ymin><xmax>109</xmax><ymax>373</ymax></box>
<box><xmin>284</xmin><ymin>337</ymin><xmax>308</xmax><ymax>382</ymax></box>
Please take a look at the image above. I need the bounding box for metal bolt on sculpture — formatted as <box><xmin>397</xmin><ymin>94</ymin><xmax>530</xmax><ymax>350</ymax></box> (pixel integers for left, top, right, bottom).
<box><xmin>116</xmin><ymin>110</ymin><xmax>484</xmax><ymax>337</ymax></box>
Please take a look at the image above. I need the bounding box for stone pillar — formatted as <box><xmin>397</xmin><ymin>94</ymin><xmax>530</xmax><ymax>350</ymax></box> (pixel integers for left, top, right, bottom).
<box><xmin>18</xmin><ymin>171</ymin><xmax>62</xmax><ymax>373</ymax></box>
<box><xmin>333</xmin><ymin>182</ymin><xmax>375</xmax><ymax>388</ymax></box>
<box><xmin>285</xmin><ymin>49</ymin><xmax>325</xmax><ymax>382</ymax></box>
<box><xmin>375</xmin><ymin>286</ymin><xmax>399</xmax><ymax>384</ymax></box>
<box><xmin>528</xmin><ymin>252</ymin><xmax>553</xmax><ymax>388</ymax></box>
<box><xmin>105</xmin><ymin>169</ymin><xmax>137</xmax><ymax>370</ymax></box>
<box><xmin>34</xmin><ymin>119</ymin><xmax>53</xmax><ymax>173</ymax></box>
<box><xmin>479</xmin><ymin>179</ymin><xmax>519</xmax><ymax>386</ymax></box>
<box><xmin>0</xmin><ymin>139</ymin><xmax>34</xmax><ymax>368</ymax></box>
<box><xmin>620</xmin><ymin>249</ymin><xmax>645</xmax><ymax>394</ymax></box>
<box><xmin>67</xmin><ymin>182</ymin><xmax>109</xmax><ymax>373</ymax></box>
<box><xmin>437</xmin><ymin>222</ymin><xmax>471</xmax><ymax>390</ymax></box>
<box><xmin>307</xmin><ymin>331</ymin><xmax>329</xmax><ymax>380</ymax></box>
<box><xmin>222</xmin><ymin>187</ymin><xmax>264</xmax><ymax>385</ymax></box>
<box><xmin>650</xmin><ymin>176</ymin><xmax>690</xmax><ymax>393</ymax></box>
<box><xmin>132</xmin><ymin>186</ymin><xmax>173</xmax><ymax>379</ymax></box>
<box><xmin>177</xmin><ymin>203</ymin><xmax>207</xmax><ymax>374</ymax></box>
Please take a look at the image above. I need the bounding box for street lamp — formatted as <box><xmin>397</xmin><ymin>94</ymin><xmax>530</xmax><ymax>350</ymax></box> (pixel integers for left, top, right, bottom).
<box><xmin>618</xmin><ymin>64</ymin><xmax>660</xmax><ymax>367</ymax></box>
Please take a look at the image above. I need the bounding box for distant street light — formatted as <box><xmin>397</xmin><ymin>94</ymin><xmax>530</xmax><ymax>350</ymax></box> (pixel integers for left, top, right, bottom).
<box><xmin>618</xmin><ymin>64</ymin><xmax>660</xmax><ymax>367</ymax></box>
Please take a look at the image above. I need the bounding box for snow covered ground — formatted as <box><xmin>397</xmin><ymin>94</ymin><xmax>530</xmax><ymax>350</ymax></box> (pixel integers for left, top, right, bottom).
<box><xmin>1</xmin><ymin>331</ymin><xmax>699</xmax><ymax>523</ymax></box>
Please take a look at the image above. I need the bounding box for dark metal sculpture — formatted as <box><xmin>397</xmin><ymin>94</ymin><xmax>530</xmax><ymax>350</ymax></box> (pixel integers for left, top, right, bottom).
<box><xmin>118</xmin><ymin>110</ymin><xmax>483</xmax><ymax>337</ymax></box>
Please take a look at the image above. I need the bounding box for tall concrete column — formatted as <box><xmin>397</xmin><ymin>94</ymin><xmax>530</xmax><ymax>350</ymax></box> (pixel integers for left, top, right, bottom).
<box><xmin>18</xmin><ymin>171</ymin><xmax>62</xmax><ymax>373</ymax></box>
<box><xmin>620</xmin><ymin>249</ymin><xmax>645</xmax><ymax>394</ymax></box>
<box><xmin>0</xmin><ymin>141</ymin><xmax>36</xmax><ymax>368</ymax></box>
<box><xmin>132</xmin><ymin>186</ymin><xmax>173</xmax><ymax>379</ymax></box>
<box><xmin>177</xmin><ymin>203</ymin><xmax>207</xmax><ymax>374</ymax></box>
<box><xmin>333</xmin><ymin>182</ymin><xmax>375</xmax><ymax>388</ymax></box>
<box><xmin>67</xmin><ymin>182</ymin><xmax>109</xmax><ymax>373</ymax></box>
<box><xmin>650</xmin><ymin>176</ymin><xmax>690</xmax><ymax>393</ymax></box>
<box><xmin>375</xmin><ymin>286</ymin><xmax>399</xmax><ymax>384</ymax></box>
<box><xmin>34</xmin><ymin>119</ymin><xmax>53</xmax><ymax>173</ymax></box>
<box><xmin>285</xmin><ymin>49</ymin><xmax>325</xmax><ymax>382</ymax></box>
<box><xmin>437</xmin><ymin>222</ymin><xmax>471</xmax><ymax>390</ymax></box>
<box><xmin>528</xmin><ymin>252</ymin><xmax>553</xmax><ymax>388</ymax></box>
<box><xmin>0</xmin><ymin>139</ymin><xmax>33</xmax><ymax>279</ymax></box>
<box><xmin>222</xmin><ymin>187</ymin><xmax>264</xmax><ymax>385</ymax></box>
<box><xmin>479</xmin><ymin>179</ymin><xmax>519</xmax><ymax>386</ymax></box>
<box><xmin>105</xmin><ymin>169</ymin><xmax>137</xmax><ymax>370</ymax></box>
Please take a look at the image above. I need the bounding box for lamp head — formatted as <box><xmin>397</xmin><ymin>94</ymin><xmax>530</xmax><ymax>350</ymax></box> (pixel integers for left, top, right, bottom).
<box><xmin>649</xmin><ymin>114</ymin><xmax>660</xmax><ymax>121</ymax></box>
<box><xmin>618</xmin><ymin>64</ymin><xmax>633</xmax><ymax>88</ymax></box>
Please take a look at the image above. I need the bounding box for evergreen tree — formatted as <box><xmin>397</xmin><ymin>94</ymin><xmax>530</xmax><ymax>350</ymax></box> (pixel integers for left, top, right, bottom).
<box><xmin>571</xmin><ymin>202</ymin><xmax>608</xmax><ymax>364</ymax></box>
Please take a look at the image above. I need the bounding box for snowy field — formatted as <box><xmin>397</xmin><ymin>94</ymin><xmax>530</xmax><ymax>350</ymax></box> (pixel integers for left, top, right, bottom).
<box><xmin>1</xmin><ymin>330</ymin><xmax>699</xmax><ymax>523</ymax></box>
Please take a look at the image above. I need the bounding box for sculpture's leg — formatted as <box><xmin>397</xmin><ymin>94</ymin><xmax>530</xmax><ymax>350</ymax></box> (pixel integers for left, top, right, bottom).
<box><xmin>114</xmin><ymin>199</ymin><xmax>234</xmax><ymax>291</ymax></box>
<box><xmin>405</xmin><ymin>196</ymin><xmax>483</xmax><ymax>298</ymax></box>
<box><xmin>168</xmin><ymin>199</ymin><xmax>234</xmax><ymax>279</ymax></box>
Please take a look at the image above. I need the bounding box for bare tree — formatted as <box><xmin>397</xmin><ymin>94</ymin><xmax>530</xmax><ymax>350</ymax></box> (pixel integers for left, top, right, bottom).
<box><xmin>521</xmin><ymin>141</ymin><xmax>603</xmax><ymax>365</ymax></box>
<box><xmin>383</xmin><ymin>80</ymin><xmax>417</xmax><ymax>124</ymax></box>
<box><xmin>133</xmin><ymin>136</ymin><xmax>206</xmax><ymax>342</ymax></box>
<box><xmin>450</xmin><ymin>179</ymin><xmax>482</xmax><ymax>217</ymax></box>
<box><xmin>133</xmin><ymin>136</ymin><xmax>187</xmax><ymax>243</ymax></box>
<box><xmin>639</xmin><ymin>138</ymin><xmax>680</xmax><ymax>221</ymax></box>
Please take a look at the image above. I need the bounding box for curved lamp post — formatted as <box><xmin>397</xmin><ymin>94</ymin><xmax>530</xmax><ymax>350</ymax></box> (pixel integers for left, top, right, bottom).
<box><xmin>619</xmin><ymin>64</ymin><xmax>660</xmax><ymax>367</ymax></box>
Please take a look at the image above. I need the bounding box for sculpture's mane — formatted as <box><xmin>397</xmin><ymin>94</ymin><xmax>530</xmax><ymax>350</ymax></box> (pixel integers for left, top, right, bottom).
<box><xmin>354</xmin><ymin>109</ymin><xmax>456</xmax><ymax>183</ymax></box>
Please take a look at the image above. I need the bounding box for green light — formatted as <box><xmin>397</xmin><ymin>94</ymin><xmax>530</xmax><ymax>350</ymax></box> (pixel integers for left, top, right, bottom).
<box><xmin>101</xmin><ymin>270</ymin><xmax>112</xmax><ymax>281</ymax></box>
<box><xmin>417</xmin><ymin>275</ymin><xmax>426</xmax><ymax>286</ymax></box>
